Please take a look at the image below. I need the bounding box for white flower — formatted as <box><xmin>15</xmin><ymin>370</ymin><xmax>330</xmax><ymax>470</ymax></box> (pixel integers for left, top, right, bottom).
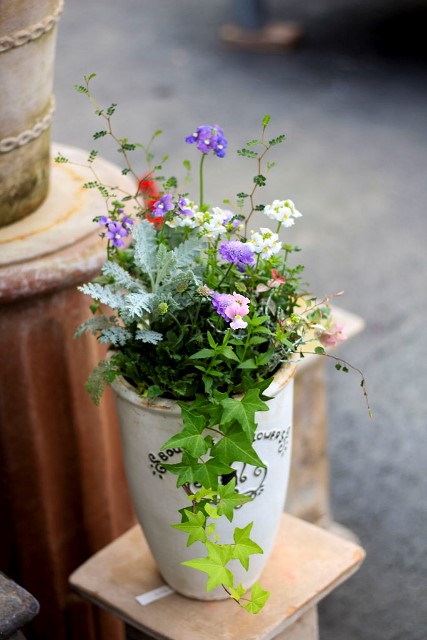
<box><xmin>263</xmin><ymin>199</ymin><xmax>302</xmax><ymax>227</ymax></box>
<box><xmin>196</xmin><ymin>207</ymin><xmax>229</xmax><ymax>239</ymax></box>
<box><xmin>165</xmin><ymin>199</ymin><xmax>200</xmax><ymax>229</ymax></box>
<box><xmin>246</xmin><ymin>227</ymin><xmax>282</xmax><ymax>259</ymax></box>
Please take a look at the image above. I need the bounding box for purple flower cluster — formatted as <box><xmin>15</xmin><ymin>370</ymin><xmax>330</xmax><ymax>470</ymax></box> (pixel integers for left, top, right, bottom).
<box><xmin>99</xmin><ymin>213</ymin><xmax>134</xmax><ymax>248</ymax></box>
<box><xmin>152</xmin><ymin>194</ymin><xmax>174</xmax><ymax>218</ymax></box>
<box><xmin>218</xmin><ymin>240</ymin><xmax>255</xmax><ymax>271</ymax></box>
<box><xmin>185</xmin><ymin>125</ymin><xmax>227</xmax><ymax>158</ymax></box>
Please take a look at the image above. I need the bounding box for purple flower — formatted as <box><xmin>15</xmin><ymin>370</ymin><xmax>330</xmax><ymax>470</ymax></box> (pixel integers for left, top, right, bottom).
<box><xmin>185</xmin><ymin>125</ymin><xmax>227</xmax><ymax>158</ymax></box>
<box><xmin>106</xmin><ymin>222</ymin><xmax>128</xmax><ymax>248</ymax></box>
<box><xmin>178</xmin><ymin>196</ymin><xmax>193</xmax><ymax>216</ymax></box>
<box><xmin>152</xmin><ymin>194</ymin><xmax>174</xmax><ymax>217</ymax></box>
<box><xmin>218</xmin><ymin>240</ymin><xmax>255</xmax><ymax>271</ymax></box>
<box><xmin>99</xmin><ymin>215</ymin><xmax>111</xmax><ymax>227</ymax></box>
<box><xmin>211</xmin><ymin>292</ymin><xmax>235</xmax><ymax>319</ymax></box>
<box><xmin>121</xmin><ymin>214</ymin><xmax>134</xmax><ymax>230</ymax></box>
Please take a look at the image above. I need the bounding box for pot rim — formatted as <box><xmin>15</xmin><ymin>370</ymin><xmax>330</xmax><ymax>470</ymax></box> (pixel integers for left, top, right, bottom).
<box><xmin>110</xmin><ymin>358</ymin><xmax>297</xmax><ymax>415</ymax></box>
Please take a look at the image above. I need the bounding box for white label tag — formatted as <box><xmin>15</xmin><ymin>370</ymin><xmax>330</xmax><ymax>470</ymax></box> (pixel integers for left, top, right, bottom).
<box><xmin>136</xmin><ymin>585</ymin><xmax>174</xmax><ymax>606</ymax></box>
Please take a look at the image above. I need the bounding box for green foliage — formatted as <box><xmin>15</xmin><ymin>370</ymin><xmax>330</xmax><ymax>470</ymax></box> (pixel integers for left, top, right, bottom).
<box><xmin>54</xmin><ymin>153</ymin><xmax>69</xmax><ymax>164</ymax></box>
<box><xmin>237</xmin><ymin>148</ymin><xmax>258</xmax><ymax>159</ymax></box>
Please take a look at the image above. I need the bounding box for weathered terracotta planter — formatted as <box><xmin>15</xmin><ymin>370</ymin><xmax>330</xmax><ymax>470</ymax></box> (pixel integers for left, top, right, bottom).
<box><xmin>112</xmin><ymin>363</ymin><xmax>296</xmax><ymax>600</ymax></box>
<box><xmin>0</xmin><ymin>0</ymin><xmax>63</xmax><ymax>227</ymax></box>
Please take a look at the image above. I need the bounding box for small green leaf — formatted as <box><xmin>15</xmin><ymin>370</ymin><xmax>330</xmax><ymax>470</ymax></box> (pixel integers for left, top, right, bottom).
<box><xmin>205</xmin><ymin>503</ymin><xmax>220</xmax><ymax>519</ymax></box>
<box><xmin>314</xmin><ymin>346</ymin><xmax>325</xmax><ymax>355</ymax></box>
<box><xmin>253</xmin><ymin>174</ymin><xmax>266</xmax><ymax>187</ymax></box>
<box><xmin>262</xmin><ymin>115</ymin><xmax>271</xmax><ymax>127</ymax></box>
<box><xmin>182</xmin><ymin>541</ymin><xmax>234</xmax><ymax>591</ymax></box>
<box><xmin>237</xmin><ymin>359</ymin><xmax>257</xmax><ymax>370</ymax></box>
<box><xmin>229</xmin><ymin>583</ymin><xmax>246</xmax><ymax>601</ymax></box>
<box><xmin>268</xmin><ymin>134</ymin><xmax>286</xmax><ymax>146</ymax></box>
<box><xmin>244</xmin><ymin>582</ymin><xmax>270</xmax><ymax>614</ymax></box>
<box><xmin>217</xmin><ymin>478</ymin><xmax>252</xmax><ymax>522</ymax></box>
<box><xmin>207</xmin><ymin>331</ymin><xmax>217</xmax><ymax>349</ymax></box>
<box><xmin>172</xmin><ymin>509</ymin><xmax>206</xmax><ymax>546</ymax></box>
<box><xmin>54</xmin><ymin>154</ymin><xmax>69</xmax><ymax>164</ymax></box>
<box><xmin>237</xmin><ymin>148</ymin><xmax>258</xmax><ymax>159</ymax></box>
<box><xmin>189</xmin><ymin>348</ymin><xmax>216</xmax><ymax>360</ymax></box>
<box><xmin>233</xmin><ymin>522</ymin><xmax>263</xmax><ymax>570</ymax></box>
<box><xmin>221</xmin><ymin>347</ymin><xmax>240</xmax><ymax>362</ymax></box>
<box><xmin>106</xmin><ymin>103</ymin><xmax>117</xmax><ymax>116</ymax></box>
<box><xmin>191</xmin><ymin>487</ymin><xmax>217</xmax><ymax>503</ymax></box>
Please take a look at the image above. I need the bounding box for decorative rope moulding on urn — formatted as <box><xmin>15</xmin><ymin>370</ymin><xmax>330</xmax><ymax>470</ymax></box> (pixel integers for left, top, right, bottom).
<box><xmin>0</xmin><ymin>0</ymin><xmax>64</xmax><ymax>53</ymax></box>
<box><xmin>0</xmin><ymin>97</ymin><xmax>55</xmax><ymax>155</ymax></box>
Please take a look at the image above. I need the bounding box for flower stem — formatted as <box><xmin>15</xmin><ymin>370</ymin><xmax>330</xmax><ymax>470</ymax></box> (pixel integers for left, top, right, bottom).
<box><xmin>199</xmin><ymin>153</ymin><xmax>206</xmax><ymax>208</ymax></box>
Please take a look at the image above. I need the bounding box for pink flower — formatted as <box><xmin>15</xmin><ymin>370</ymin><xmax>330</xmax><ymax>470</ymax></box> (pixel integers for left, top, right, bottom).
<box><xmin>318</xmin><ymin>323</ymin><xmax>347</xmax><ymax>347</ymax></box>
<box><xmin>211</xmin><ymin>291</ymin><xmax>250</xmax><ymax>329</ymax></box>
<box><xmin>224</xmin><ymin>292</ymin><xmax>250</xmax><ymax>330</ymax></box>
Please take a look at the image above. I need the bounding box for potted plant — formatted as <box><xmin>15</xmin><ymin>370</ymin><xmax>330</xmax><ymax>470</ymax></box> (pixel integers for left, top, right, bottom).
<box><xmin>60</xmin><ymin>75</ymin><xmax>369</xmax><ymax>614</ymax></box>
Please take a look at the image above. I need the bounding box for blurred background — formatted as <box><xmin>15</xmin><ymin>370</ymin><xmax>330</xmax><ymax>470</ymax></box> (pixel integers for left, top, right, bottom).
<box><xmin>22</xmin><ymin>0</ymin><xmax>427</xmax><ymax>637</ymax></box>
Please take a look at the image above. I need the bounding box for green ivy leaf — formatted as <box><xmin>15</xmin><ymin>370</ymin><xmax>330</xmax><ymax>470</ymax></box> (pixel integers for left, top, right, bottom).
<box><xmin>193</xmin><ymin>458</ymin><xmax>233</xmax><ymax>489</ymax></box>
<box><xmin>217</xmin><ymin>478</ymin><xmax>252</xmax><ymax>522</ymax></box>
<box><xmin>244</xmin><ymin>582</ymin><xmax>270</xmax><ymax>614</ymax></box>
<box><xmin>233</xmin><ymin>522</ymin><xmax>263</xmax><ymax>570</ymax></box>
<box><xmin>162</xmin><ymin>452</ymin><xmax>198</xmax><ymax>487</ymax></box>
<box><xmin>229</xmin><ymin>583</ymin><xmax>246</xmax><ymax>602</ymax></box>
<box><xmin>182</xmin><ymin>541</ymin><xmax>234</xmax><ymax>591</ymax></box>
<box><xmin>161</xmin><ymin>410</ymin><xmax>207</xmax><ymax>458</ymax></box>
<box><xmin>190</xmin><ymin>487</ymin><xmax>217</xmax><ymax>503</ymax></box>
<box><xmin>172</xmin><ymin>509</ymin><xmax>206</xmax><ymax>546</ymax></box>
<box><xmin>205</xmin><ymin>503</ymin><xmax>220</xmax><ymax>519</ymax></box>
<box><xmin>212</xmin><ymin>425</ymin><xmax>265</xmax><ymax>468</ymax></box>
<box><xmin>220</xmin><ymin>389</ymin><xmax>269</xmax><ymax>441</ymax></box>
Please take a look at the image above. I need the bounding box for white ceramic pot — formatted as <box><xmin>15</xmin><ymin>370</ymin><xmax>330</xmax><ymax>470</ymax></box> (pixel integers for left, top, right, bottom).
<box><xmin>112</xmin><ymin>363</ymin><xmax>296</xmax><ymax>600</ymax></box>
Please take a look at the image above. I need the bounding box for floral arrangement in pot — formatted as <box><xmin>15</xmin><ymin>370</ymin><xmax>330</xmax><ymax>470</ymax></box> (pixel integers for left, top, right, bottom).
<box><xmin>59</xmin><ymin>75</ymin><xmax>369</xmax><ymax>614</ymax></box>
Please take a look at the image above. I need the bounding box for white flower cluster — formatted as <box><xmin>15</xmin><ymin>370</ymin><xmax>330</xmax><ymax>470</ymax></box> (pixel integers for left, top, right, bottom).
<box><xmin>247</xmin><ymin>227</ymin><xmax>282</xmax><ymax>259</ymax></box>
<box><xmin>263</xmin><ymin>199</ymin><xmax>302</xmax><ymax>227</ymax></box>
<box><xmin>165</xmin><ymin>198</ymin><xmax>199</xmax><ymax>229</ymax></box>
<box><xmin>166</xmin><ymin>203</ymin><xmax>240</xmax><ymax>238</ymax></box>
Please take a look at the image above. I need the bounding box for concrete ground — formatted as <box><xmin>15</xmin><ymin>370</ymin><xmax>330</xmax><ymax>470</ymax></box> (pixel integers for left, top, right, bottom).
<box><xmin>53</xmin><ymin>1</ymin><xmax>427</xmax><ymax>638</ymax></box>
